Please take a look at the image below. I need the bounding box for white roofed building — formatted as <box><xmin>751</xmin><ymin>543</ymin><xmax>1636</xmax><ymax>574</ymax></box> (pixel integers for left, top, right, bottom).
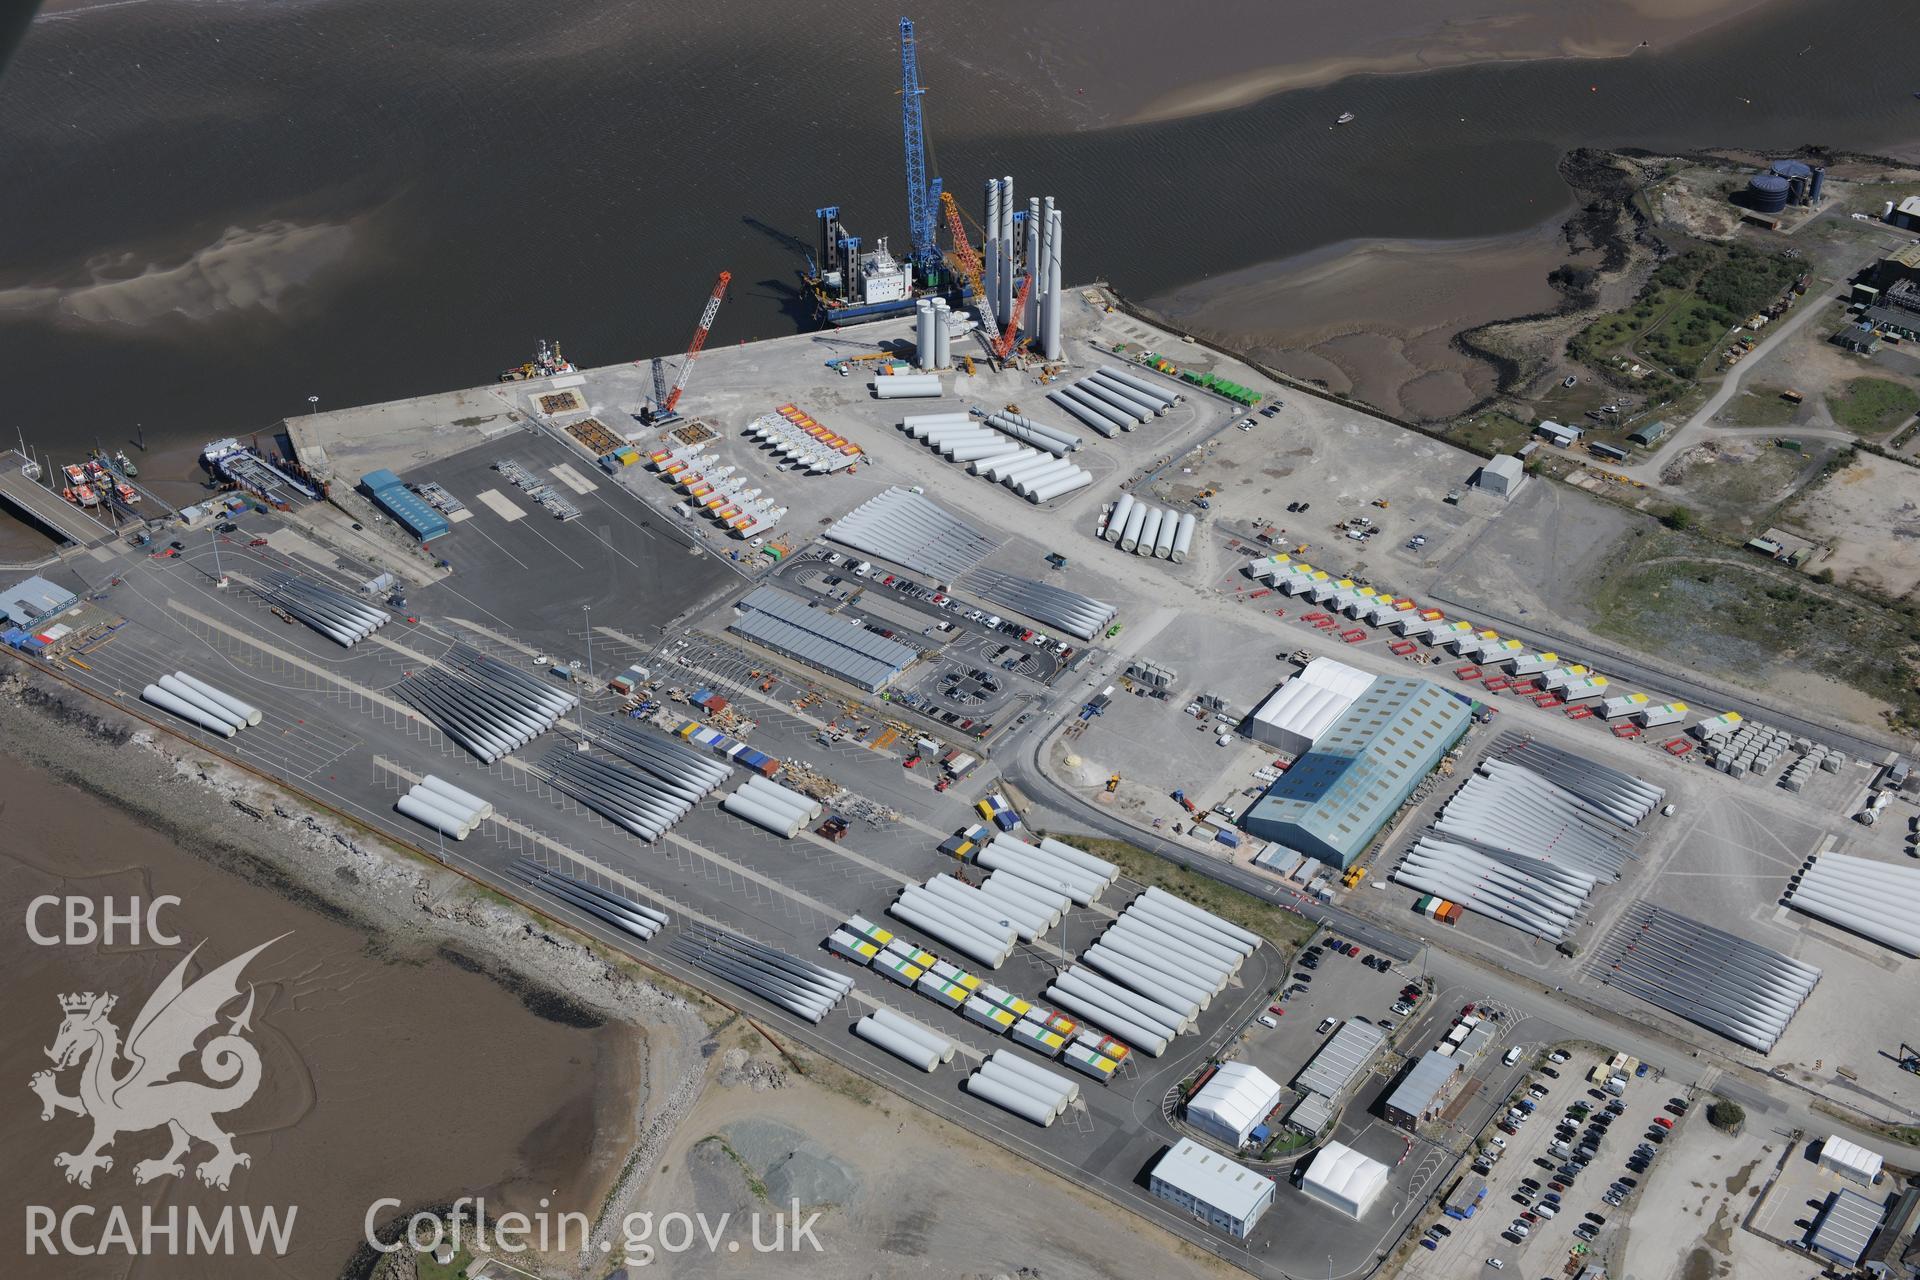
<box><xmin>1819</xmin><ymin>1134</ymin><xmax>1885</xmax><ymax>1187</ymax></box>
<box><xmin>1300</xmin><ymin>1139</ymin><xmax>1389</xmax><ymax>1219</ymax></box>
<box><xmin>1187</xmin><ymin>1062</ymin><xmax>1284</xmax><ymax>1149</ymax></box>
<box><xmin>1246</xmin><ymin>657</ymin><xmax>1375</xmax><ymax>756</ymax></box>
<box><xmin>1150</xmin><ymin>1138</ymin><xmax>1276</xmax><ymax>1239</ymax></box>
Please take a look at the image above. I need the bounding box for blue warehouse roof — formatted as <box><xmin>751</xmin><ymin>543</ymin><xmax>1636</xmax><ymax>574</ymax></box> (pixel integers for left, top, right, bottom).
<box><xmin>359</xmin><ymin>471</ymin><xmax>450</xmax><ymax>544</ymax></box>
<box><xmin>1240</xmin><ymin>675</ymin><xmax>1470</xmax><ymax>869</ymax></box>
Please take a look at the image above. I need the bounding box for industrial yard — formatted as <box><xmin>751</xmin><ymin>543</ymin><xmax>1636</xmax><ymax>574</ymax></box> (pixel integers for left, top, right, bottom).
<box><xmin>5</xmin><ymin>211</ymin><xmax>1920</xmax><ymax>1277</ymax></box>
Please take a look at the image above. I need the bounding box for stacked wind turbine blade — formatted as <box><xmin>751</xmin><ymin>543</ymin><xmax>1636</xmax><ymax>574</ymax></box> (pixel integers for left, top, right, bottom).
<box><xmin>255</xmin><ymin>571</ymin><xmax>391</xmax><ymax>647</ymax></box>
<box><xmin>668</xmin><ymin>924</ymin><xmax>853</xmax><ymax>1023</ymax></box>
<box><xmin>509</xmin><ymin>859</ymin><xmax>669</xmax><ymax>941</ymax></box>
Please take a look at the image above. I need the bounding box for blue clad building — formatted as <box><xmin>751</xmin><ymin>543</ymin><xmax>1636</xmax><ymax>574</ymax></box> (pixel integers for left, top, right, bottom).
<box><xmin>359</xmin><ymin>470</ymin><xmax>450</xmax><ymax>544</ymax></box>
<box><xmin>1240</xmin><ymin>674</ymin><xmax>1470</xmax><ymax>870</ymax></box>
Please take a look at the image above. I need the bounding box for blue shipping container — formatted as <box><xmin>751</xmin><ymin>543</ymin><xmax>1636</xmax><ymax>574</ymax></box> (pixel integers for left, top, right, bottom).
<box><xmin>1214</xmin><ymin>828</ymin><xmax>1241</xmax><ymax>848</ymax></box>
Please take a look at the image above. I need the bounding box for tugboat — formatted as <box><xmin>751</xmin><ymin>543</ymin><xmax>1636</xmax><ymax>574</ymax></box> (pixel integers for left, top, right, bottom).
<box><xmin>63</xmin><ymin>463</ymin><xmax>87</xmax><ymax>485</ymax></box>
<box><xmin>498</xmin><ymin>339</ymin><xmax>576</xmax><ymax>382</ymax></box>
<box><xmin>115</xmin><ymin>482</ymin><xmax>140</xmax><ymax>505</ymax></box>
<box><xmin>1336</xmin><ymin>111</ymin><xmax>1356</xmax><ymax>125</ymax></box>
<box><xmin>113</xmin><ymin>449</ymin><xmax>138</xmax><ymax>478</ymax></box>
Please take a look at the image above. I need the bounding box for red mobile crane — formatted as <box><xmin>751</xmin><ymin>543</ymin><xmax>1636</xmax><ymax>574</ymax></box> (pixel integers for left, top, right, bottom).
<box><xmin>662</xmin><ymin>271</ymin><xmax>731</xmax><ymax>414</ymax></box>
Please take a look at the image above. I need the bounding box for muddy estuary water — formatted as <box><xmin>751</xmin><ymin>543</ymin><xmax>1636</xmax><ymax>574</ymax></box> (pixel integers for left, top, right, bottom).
<box><xmin>0</xmin><ymin>748</ymin><xmax>645</xmax><ymax>1277</ymax></box>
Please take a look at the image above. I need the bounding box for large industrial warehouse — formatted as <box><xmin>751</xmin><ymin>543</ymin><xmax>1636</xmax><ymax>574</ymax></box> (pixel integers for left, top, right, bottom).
<box><xmin>1240</xmin><ymin>665</ymin><xmax>1472</xmax><ymax>869</ymax></box>
<box><xmin>728</xmin><ymin>585</ymin><xmax>919</xmax><ymax>692</ymax></box>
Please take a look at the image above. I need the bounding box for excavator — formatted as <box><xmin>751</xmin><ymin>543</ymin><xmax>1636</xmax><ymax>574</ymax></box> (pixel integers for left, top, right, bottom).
<box><xmin>1106</xmin><ymin>773</ymin><xmax>1121</xmax><ymax>794</ymax></box>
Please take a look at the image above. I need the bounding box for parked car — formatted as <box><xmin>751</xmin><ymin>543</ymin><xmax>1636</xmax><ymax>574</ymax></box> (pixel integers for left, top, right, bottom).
<box><xmin>1539</xmin><ymin>1066</ymin><xmax>1559</xmax><ymax>1079</ymax></box>
<box><xmin>1548</xmin><ymin>1050</ymin><xmax>1570</xmax><ymax>1064</ymax></box>
<box><xmin>1257</xmin><ymin>1014</ymin><xmax>1279</xmax><ymax>1029</ymax></box>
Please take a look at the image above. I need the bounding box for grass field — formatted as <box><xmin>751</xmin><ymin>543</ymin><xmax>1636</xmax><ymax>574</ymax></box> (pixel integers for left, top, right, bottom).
<box><xmin>1448</xmin><ymin>410</ymin><xmax>1532</xmax><ymax>457</ymax></box>
<box><xmin>1827</xmin><ymin>376</ymin><xmax>1920</xmax><ymax>435</ymax></box>
<box><xmin>1590</xmin><ymin>528</ymin><xmax>1920</xmax><ymax>730</ymax></box>
<box><xmin>1050</xmin><ymin>833</ymin><xmax>1318</xmax><ymax>951</ymax></box>
<box><xmin>1721</xmin><ymin>386</ymin><xmax>1800</xmax><ymax>427</ymax></box>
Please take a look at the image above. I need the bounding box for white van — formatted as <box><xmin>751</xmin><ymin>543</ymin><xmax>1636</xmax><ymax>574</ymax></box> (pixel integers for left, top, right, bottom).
<box><xmin>1503</xmin><ymin>1046</ymin><xmax>1523</xmax><ymax>1067</ymax></box>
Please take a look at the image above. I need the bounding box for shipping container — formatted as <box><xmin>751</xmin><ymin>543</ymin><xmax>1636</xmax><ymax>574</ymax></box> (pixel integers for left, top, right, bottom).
<box><xmin>845</xmin><ymin>915</ymin><xmax>895</xmax><ymax>949</ymax></box>
<box><xmin>964</xmin><ymin>996</ymin><xmax>1018</xmax><ymax>1034</ymax></box>
<box><xmin>827</xmin><ymin>930</ymin><xmax>880</xmax><ymax>965</ymax></box>
<box><xmin>874</xmin><ymin>955</ymin><xmax>923</xmax><ymax>986</ymax></box>
<box><xmin>1071</xmin><ymin>1027</ymin><xmax>1131</xmax><ymax>1063</ymax></box>
<box><xmin>1214</xmin><ymin>828</ymin><xmax>1241</xmax><ymax>848</ymax></box>
<box><xmin>884</xmin><ymin>938</ymin><xmax>939</xmax><ymax>970</ymax></box>
<box><xmin>1062</xmin><ymin>1042</ymin><xmax>1119</xmax><ymax>1082</ymax></box>
<box><xmin>917</xmin><ymin>975</ymin><xmax>970</xmax><ymax>1009</ymax></box>
<box><xmin>1036</xmin><ymin>1010</ymin><xmax>1078</xmax><ymax>1039</ymax></box>
<box><xmin>1011</xmin><ymin>1018</ymin><xmax>1068</xmax><ymax>1057</ymax></box>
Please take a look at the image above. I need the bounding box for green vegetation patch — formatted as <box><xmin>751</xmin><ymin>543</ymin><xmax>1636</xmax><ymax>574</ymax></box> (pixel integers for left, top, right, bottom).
<box><xmin>1572</xmin><ymin>243</ymin><xmax>1801</xmax><ymax>380</ymax></box>
<box><xmin>1590</xmin><ymin>528</ymin><xmax>1920</xmax><ymax>731</ymax></box>
<box><xmin>1049</xmin><ymin>834</ymin><xmax>1316</xmax><ymax>951</ymax></box>
<box><xmin>1722</xmin><ymin>387</ymin><xmax>1799</xmax><ymax>427</ymax></box>
<box><xmin>1448</xmin><ymin>410</ymin><xmax>1532</xmax><ymax>457</ymax></box>
<box><xmin>1827</xmin><ymin>377</ymin><xmax>1920</xmax><ymax>436</ymax></box>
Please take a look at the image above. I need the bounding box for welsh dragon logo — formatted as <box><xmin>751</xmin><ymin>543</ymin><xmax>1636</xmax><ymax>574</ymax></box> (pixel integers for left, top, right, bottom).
<box><xmin>30</xmin><ymin>936</ymin><xmax>282</xmax><ymax>1191</ymax></box>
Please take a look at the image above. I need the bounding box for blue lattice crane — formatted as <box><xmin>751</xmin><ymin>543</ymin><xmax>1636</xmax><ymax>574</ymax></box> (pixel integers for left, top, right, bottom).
<box><xmin>898</xmin><ymin>18</ymin><xmax>942</xmax><ymax>284</ymax></box>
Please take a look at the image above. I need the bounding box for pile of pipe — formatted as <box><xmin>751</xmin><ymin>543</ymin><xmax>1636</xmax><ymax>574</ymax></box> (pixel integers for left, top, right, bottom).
<box><xmin>899</xmin><ymin>413</ymin><xmax>1092</xmax><ymax>504</ymax></box>
<box><xmin>510</xmin><ymin>859</ymin><xmax>669</xmax><ymax>942</ymax></box>
<box><xmin>980</xmin><ymin>870</ymin><xmax>1069</xmax><ymax>936</ymax></box>
<box><xmin>1486</xmin><ymin>734</ymin><xmax>1665</xmax><ymax>825</ymax></box>
<box><xmin>985</xmin><ymin>409</ymin><xmax>1080</xmax><ymax>457</ymax></box>
<box><xmin>889</xmin><ymin>876</ymin><xmax>1017</xmax><ymax>970</ymax></box>
<box><xmin>1101</xmin><ymin>493</ymin><xmax>1197</xmax><ymax>563</ymax></box>
<box><xmin>721</xmin><ymin>776</ymin><xmax>823</xmax><ymax>839</ymax></box>
<box><xmin>852</xmin><ymin>1006</ymin><xmax>956</xmax><ymax>1074</ymax></box>
<box><xmin>394</xmin><ymin>646</ymin><xmax>576</xmax><ymax>764</ymax></box>
<box><xmin>535</xmin><ymin>747</ymin><xmax>699</xmax><ymax>841</ymax></box>
<box><xmin>140</xmin><ymin>670</ymin><xmax>262</xmax><ymax>739</ymax></box>
<box><xmin>1785</xmin><ymin>852</ymin><xmax>1920</xmax><ymax>956</ymax></box>
<box><xmin>395</xmin><ymin>774</ymin><xmax>493</xmax><ymax>841</ymax></box>
<box><xmin>960</xmin><ymin>567</ymin><xmax>1116</xmax><ymax>642</ymax></box>
<box><xmin>256</xmin><ymin>571</ymin><xmax>391</xmax><ymax>647</ymax></box>
<box><xmin>1048</xmin><ymin>887</ymin><xmax>1260</xmax><ymax>1057</ymax></box>
<box><xmin>668</xmin><ymin>924</ymin><xmax>852</xmax><ymax>1023</ymax></box>
<box><xmin>1045</xmin><ymin>367</ymin><xmax>1175</xmax><ymax>438</ymax></box>
<box><xmin>586</xmin><ymin>715</ymin><xmax>731</xmax><ymax>799</ymax></box>
<box><xmin>1083</xmin><ymin>886</ymin><xmax>1257</xmax><ymax>1006</ymax></box>
<box><xmin>1391</xmin><ymin>837</ymin><xmax>1595</xmax><ymax>942</ymax></box>
<box><xmin>1430</xmin><ymin>760</ymin><xmax>1641</xmax><ymax>881</ymax></box>
<box><xmin>963</xmin><ymin>1049</ymin><xmax>1079</xmax><ymax>1127</ymax></box>
<box><xmin>871</xmin><ymin>373</ymin><xmax>943</xmax><ymax>400</ymax></box>
<box><xmin>972</xmin><ymin>833</ymin><xmax>1117</xmax><ymax>907</ymax></box>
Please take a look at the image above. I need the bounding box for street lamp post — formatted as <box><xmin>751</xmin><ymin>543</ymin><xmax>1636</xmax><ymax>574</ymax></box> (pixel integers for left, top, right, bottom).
<box><xmin>307</xmin><ymin>395</ymin><xmax>319</xmax><ymax>415</ymax></box>
<box><xmin>583</xmin><ymin>604</ymin><xmax>593</xmax><ymax>681</ymax></box>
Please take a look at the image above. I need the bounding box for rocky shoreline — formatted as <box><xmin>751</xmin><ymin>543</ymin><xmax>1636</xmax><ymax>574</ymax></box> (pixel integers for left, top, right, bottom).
<box><xmin>0</xmin><ymin>665</ymin><xmax>715</xmax><ymax>1279</ymax></box>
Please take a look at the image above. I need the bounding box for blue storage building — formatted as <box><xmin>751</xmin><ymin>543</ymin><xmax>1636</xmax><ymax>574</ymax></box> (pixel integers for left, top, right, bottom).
<box><xmin>359</xmin><ymin>470</ymin><xmax>450</xmax><ymax>544</ymax></box>
<box><xmin>1240</xmin><ymin>675</ymin><xmax>1470</xmax><ymax>870</ymax></box>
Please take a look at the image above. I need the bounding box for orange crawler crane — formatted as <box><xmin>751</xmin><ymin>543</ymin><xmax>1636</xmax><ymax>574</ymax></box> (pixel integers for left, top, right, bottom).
<box><xmin>937</xmin><ymin>191</ymin><xmax>1030</xmax><ymax>363</ymax></box>
<box><xmin>663</xmin><ymin>270</ymin><xmax>731</xmax><ymax>414</ymax></box>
